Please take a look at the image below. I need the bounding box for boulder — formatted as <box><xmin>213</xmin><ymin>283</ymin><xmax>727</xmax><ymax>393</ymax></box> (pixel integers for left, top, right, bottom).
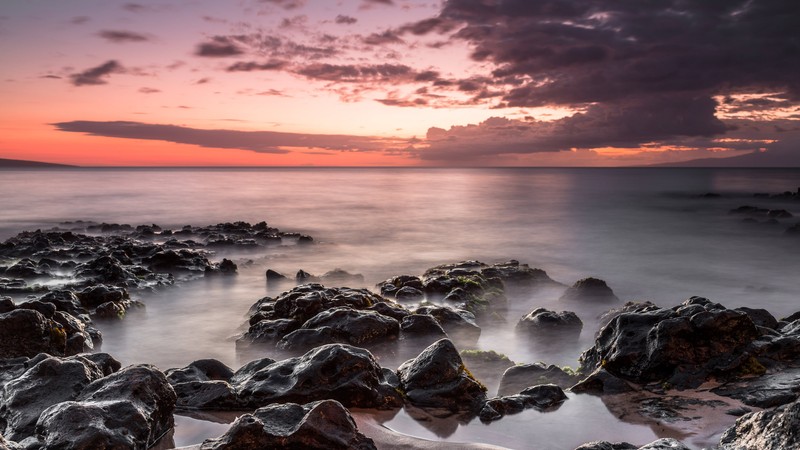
<box><xmin>235</xmin><ymin>344</ymin><xmax>402</xmax><ymax>409</ymax></box>
<box><xmin>413</xmin><ymin>305</ymin><xmax>481</xmax><ymax>343</ymax></box>
<box><xmin>719</xmin><ymin>399</ymin><xmax>800</xmax><ymax>450</ymax></box>
<box><xmin>36</xmin><ymin>365</ymin><xmax>177</xmax><ymax>449</ymax></box>
<box><xmin>298</xmin><ymin>307</ymin><xmax>399</xmax><ymax>346</ymax></box>
<box><xmin>401</xmin><ymin>314</ymin><xmax>448</xmax><ymax>339</ymax></box>
<box><xmin>0</xmin><ymin>309</ymin><xmax>68</xmax><ymax>358</ymax></box>
<box><xmin>398</xmin><ymin>339</ymin><xmax>487</xmax><ymax>414</ymax></box>
<box><xmin>0</xmin><ymin>355</ymin><xmax>104</xmax><ymax>440</ymax></box>
<box><xmin>265</xmin><ymin>269</ymin><xmax>288</xmax><ymax>282</ymax></box>
<box><xmin>516</xmin><ymin>308</ymin><xmax>583</xmax><ymax>338</ymax></box>
<box><xmin>498</xmin><ymin>363</ymin><xmax>582</xmax><ymax>396</ymax></box>
<box><xmin>560</xmin><ymin>277</ymin><xmax>619</xmax><ymax>303</ymax></box>
<box><xmin>200</xmin><ymin>400</ymin><xmax>375</xmax><ymax>450</ymax></box>
<box><xmin>378</xmin><ymin>275</ymin><xmax>424</xmax><ymax>297</ymax></box>
<box><xmin>571</xmin><ymin>367</ymin><xmax>636</xmax><ymax>395</ymax></box>
<box><xmin>480</xmin><ymin>260</ymin><xmax>562</xmax><ymax>290</ymax></box>
<box><xmin>166</xmin><ymin>359</ymin><xmax>235</xmax><ymax>384</ymax></box>
<box><xmin>638</xmin><ymin>440</ymin><xmax>691</xmax><ymax>450</ymax></box>
<box><xmin>735</xmin><ymin>307</ymin><xmax>779</xmax><ymax>330</ymax></box>
<box><xmin>479</xmin><ymin>384</ymin><xmax>567</xmax><ymax>422</ymax></box>
<box><xmin>574</xmin><ymin>443</ymin><xmax>637</xmax><ymax>450</ymax></box>
<box><xmin>579</xmin><ymin>297</ymin><xmax>761</xmax><ymax>388</ymax></box>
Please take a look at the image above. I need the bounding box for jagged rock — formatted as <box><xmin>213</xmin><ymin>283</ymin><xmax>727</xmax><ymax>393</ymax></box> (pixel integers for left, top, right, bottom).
<box><xmin>395</xmin><ymin>285</ymin><xmax>424</xmax><ymax>300</ymax></box>
<box><xmin>77</xmin><ymin>284</ymin><xmax>129</xmax><ymax>308</ymax></box>
<box><xmin>571</xmin><ymin>367</ymin><xmax>636</xmax><ymax>395</ymax></box>
<box><xmin>574</xmin><ymin>442</ymin><xmax>637</xmax><ymax>450</ymax></box>
<box><xmin>479</xmin><ymin>384</ymin><xmax>567</xmax><ymax>422</ymax></box>
<box><xmin>0</xmin><ymin>355</ymin><xmax>105</xmax><ymax>440</ymax></box>
<box><xmin>719</xmin><ymin>399</ymin><xmax>800</xmax><ymax>450</ymax></box>
<box><xmin>579</xmin><ymin>297</ymin><xmax>760</xmax><ymax>388</ymax></box>
<box><xmin>297</xmin><ymin>307</ymin><xmax>399</xmax><ymax>346</ymax></box>
<box><xmin>516</xmin><ymin>308</ymin><xmax>583</xmax><ymax>338</ymax></box>
<box><xmin>735</xmin><ymin>307</ymin><xmax>779</xmax><ymax>330</ymax></box>
<box><xmin>199</xmin><ymin>400</ymin><xmax>375</xmax><ymax>450</ymax></box>
<box><xmin>498</xmin><ymin>363</ymin><xmax>581</xmax><ymax>396</ymax></box>
<box><xmin>166</xmin><ymin>359</ymin><xmax>234</xmax><ymax>384</ymax></box>
<box><xmin>34</xmin><ymin>364</ymin><xmax>176</xmax><ymax>449</ymax></box>
<box><xmin>401</xmin><ymin>314</ymin><xmax>447</xmax><ymax>339</ymax></box>
<box><xmin>0</xmin><ymin>309</ymin><xmax>68</xmax><ymax>358</ymax></box>
<box><xmin>265</xmin><ymin>269</ymin><xmax>288</xmax><ymax>281</ymax></box>
<box><xmin>239</xmin><ymin>319</ymin><xmax>300</xmax><ymax>347</ymax></box>
<box><xmin>36</xmin><ymin>290</ymin><xmax>88</xmax><ymax>319</ymax></box>
<box><xmin>560</xmin><ymin>277</ymin><xmax>619</xmax><ymax>303</ymax></box>
<box><xmin>413</xmin><ymin>305</ymin><xmax>481</xmax><ymax>343</ymax></box>
<box><xmin>398</xmin><ymin>339</ymin><xmax>487</xmax><ymax>414</ymax></box>
<box><xmin>712</xmin><ymin>367</ymin><xmax>800</xmax><ymax>408</ymax></box>
<box><xmin>378</xmin><ymin>275</ymin><xmax>424</xmax><ymax>297</ymax></box>
<box><xmin>235</xmin><ymin>344</ymin><xmax>402</xmax><ymax>409</ymax></box>
<box><xmin>206</xmin><ymin>258</ymin><xmax>237</xmax><ymax>275</ymax></box>
<box><xmin>480</xmin><ymin>260</ymin><xmax>562</xmax><ymax>290</ymax></box>
<box><xmin>638</xmin><ymin>439</ymin><xmax>692</xmax><ymax>450</ymax></box>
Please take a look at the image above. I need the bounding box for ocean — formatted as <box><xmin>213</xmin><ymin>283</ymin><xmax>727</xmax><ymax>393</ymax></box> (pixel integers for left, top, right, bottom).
<box><xmin>1</xmin><ymin>167</ymin><xmax>798</xmax><ymax>448</ymax></box>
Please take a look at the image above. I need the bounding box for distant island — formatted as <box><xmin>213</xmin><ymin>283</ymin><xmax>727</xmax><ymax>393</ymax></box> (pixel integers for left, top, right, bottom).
<box><xmin>0</xmin><ymin>158</ymin><xmax>74</xmax><ymax>168</ymax></box>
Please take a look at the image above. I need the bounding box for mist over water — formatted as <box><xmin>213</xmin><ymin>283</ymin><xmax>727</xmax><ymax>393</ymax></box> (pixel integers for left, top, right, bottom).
<box><xmin>2</xmin><ymin>167</ymin><xmax>799</xmax><ymax>448</ymax></box>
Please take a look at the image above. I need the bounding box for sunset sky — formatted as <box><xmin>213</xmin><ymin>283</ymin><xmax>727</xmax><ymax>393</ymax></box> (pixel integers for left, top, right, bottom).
<box><xmin>1</xmin><ymin>0</ymin><xmax>799</xmax><ymax>166</ymax></box>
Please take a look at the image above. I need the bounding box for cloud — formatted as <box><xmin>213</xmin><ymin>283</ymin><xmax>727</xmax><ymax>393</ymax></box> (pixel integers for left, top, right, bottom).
<box><xmin>70</xmin><ymin>16</ymin><xmax>90</xmax><ymax>25</ymax></box>
<box><xmin>296</xmin><ymin>63</ymin><xmax>420</xmax><ymax>83</ymax></box>
<box><xmin>195</xmin><ymin>36</ymin><xmax>244</xmax><ymax>57</ymax></box>
<box><xmin>362</xmin><ymin>0</ymin><xmax>394</xmax><ymax>6</ymax></box>
<box><xmin>69</xmin><ymin>60</ymin><xmax>124</xmax><ymax>86</ymax></box>
<box><xmin>335</xmin><ymin>15</ymin><xmax>358</xmax><ymax>25</ymax></box>
<box><xmin>122</xmin><ymin>3</ymin><xmax>146</xmax><ymax>13</ymax></box>
<box><xmin>419</xmin><ymin>95</ymin><xmax>729</xmax><ymax>160</ymax></box>
<box><xmin>363</xmin><ymin>30</ymin><xmax>404</xmax><ymax>46</ymax></box>
<box><xmin>259</xmin><ymin>0</ymin><xmax>307</xmax><ymax>10</ymax></box>
<box><xmin>98</xmin><ymin>30</ymin><xmax>150</xmax><ymax>43</ymax></box>
<box><xmin>138</xmin><ymin>87</ymin><xmax>160</xmax><ymax>94</ymax></box>
<box><xmin>52</xmin><ymin>121</ymin><xmax>403</xmax><ymax>154</ymax></box>
<box><xmin>226</xmin><ymin>60</ymin><xmax>287</xmax><ymax>72</ymax></box>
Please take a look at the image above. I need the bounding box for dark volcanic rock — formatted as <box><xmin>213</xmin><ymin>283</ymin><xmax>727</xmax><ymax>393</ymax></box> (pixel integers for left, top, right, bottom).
<box><xmin>166</xmin><ymin>359</ymin><xmax>234</xmax><ymax>384</ymax></box>
<box><xmin>297</xmin><ymin>307</ymin><xmax>399</xmax><ymax>346</ymax></box>
<box><xmin>571</xmin><ymin>367</ymin><xmax>636</xmax><ymax>395</ymax></box>
<box><xmin>239</xmin><ymin>319</ymin><xmax>300</xmax><ymax>348</ymax></box>
<box><xmin>398</xmin><ymin>339</ymin><xmax>487</xmax><ymax>414</ymax></box>
<box><xmin>560</xmin><ymin>277</ymin><xmax>619</xmax><ymax>303</ymax></box>
<box><xmin>0</xmin><ymin>309</ymin><xmax>68</xmax><ymax>358</ymax></box>
<box><xmin>574</xmin><ymin>442</ymin><xmax>637</xmax><ymax>450</ymax></box>
<box><xmin>579</xmin><ymin>297</ymin><xmax>761</xmax><ymax>388</ymax></box>
<box><xmin>401</xmin><ymin>314</ymin><xmax>448</xmax><ymax>339</ymax></box>
<box><xmin>498</xmin><ymin>363</ymin><xmax>582</xmax><ymax>396</ymax></box>
<box><xmin>265</xmin><ymin>269</ymin><xmax>288</xmax><ymax>282</ymax></box>
<box><xmin>199</xmin><ymin>400</ymin><xmax>375</xmax><ymax>450</ymax></box>
<box><xmin>378</xmin><ymin>275</ymin><xmax>424</xmax><ymax>298</ymax></box>
<box><xmin>459</xmin><ymin>350</ymin><xmax>514</xmax><ymax>391</ymax></box>
<box><xmin>479</xmin><ymin>260</ymin><xmax>563</xmax><ymax>291</ymax></box>
<box><xmin>36</xmin><ymin>290</ymin><xmax>88</xmax><ymax>319</ymax></box>
<box><xmin>0</xmin><ymin>355</ymin><xmax>105</xmax><ymax>440</ymax></box>
<box><xmin>413</xmin><ymin>305</ymin><xmax>481</xmax><ymax>343</ymax></box>
<box><xmin>234</xmin><ymin>344</ymin><xmax>402</xmax><ymax>409</ymax></box>
<box><xmin>712</xmin><ymin>367</ymin><xmax>800</xmax><ymax>408</ymax></box>
<box><xmin>479</xmin><ymin>384</ymin><xmax>567</xmax><ymax>422</ymax></box>
<box><xmin>34</xmin><ymin>364</ymin><xmax>176</xmax><ymax>449</ymax></box>
<box><xmin>719</xmin><ymin>399</ymin><xmax>800</xmax><ymax>450</ymax></box>
<box><xmin>735</xmin><ymin>307</ymin><xmax>779</xmax><ymax>330</ymax></box>
<box><xmin>516</xmin><ymin>307</ymin><xmax>583</xmax><ymax>338</ymax></box>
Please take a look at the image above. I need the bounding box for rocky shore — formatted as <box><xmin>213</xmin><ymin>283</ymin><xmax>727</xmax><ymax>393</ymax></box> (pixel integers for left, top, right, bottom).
<box><xmin>2</xmin><ymin>222</ymin><xmax>800</xmax><ymax>449</ymax></box>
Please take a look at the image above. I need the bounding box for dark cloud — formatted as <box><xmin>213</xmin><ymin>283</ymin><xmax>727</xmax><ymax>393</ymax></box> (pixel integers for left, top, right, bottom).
<box><xmin>363</xmin><ymin>30</ymin><xmax>404</xmax><ymax>46</ymax></box>
<box><xmin>138</xmin><ymin>87</ymin><xmax>161</xmax><ymax>94</ymax></box>
<box><xmin>69</xmin><ymin>60</ymin><xmax>124</xmax><ymax>86</ymax></box>
<box><xmin>70</xmin><ymin>16</ymin><xmax>90</xmax><ymax>25</ymax></box>
<box><xmin>226</xmin><ymin>60</ymin><xmax>287</xmax><ymax>72</ymax></box>
<box><xmin>420</xmin><ymin>95</ymin><xmax>728</xmax><ymax>160</ymax></box>
<box><xmin>363</xmin><ymin>0</ymin><xmax>394</xmax><ymax>5</ymax></box>
<box><xmin>98</xmin><ymin>30</ymin><xmax>150</xmax><ymax>43</ymax></box>
<box><xmin>259</xmin><ymin>0</ymin><xmax>307</xmax><ymax>10</ymax></box>
<box><xmin>195</xmin><ymin>37</ymin><xmax>244</xmax><ymax>57</ymax></box>
<box><xmin>122</xmin><ymin>3</ymin><xmax>146</xmax><ymax>13</ymax></box>
<box><xmin>296</xmin><ymin>63</ymin><xmax>420</xmax><ymax>83</ymax></box>
<box><xmin>216</xmin><ymin>33</ymin><xmax>338</xmax><ymax>60</ymax></box>
<box><xmin>41</xmin><ymin>75</ymin><xmax>61</xmax><ymax>79</ymax></box>
<box><xmin>52</xmin><ymin>121</ymin><xmax>401</xmax><ymax>154</ymax></box>
<box><xmin>335</xmin><ymin>15</ymin><xmax>358</xmax><ymax>25</ymax></box>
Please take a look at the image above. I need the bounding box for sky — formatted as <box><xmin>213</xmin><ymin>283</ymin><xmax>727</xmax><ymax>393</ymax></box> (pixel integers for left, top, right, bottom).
<box><xmin>1</xmin><ymin>0</ymin><xmax>799</xmax><ymax>167</ymax></box>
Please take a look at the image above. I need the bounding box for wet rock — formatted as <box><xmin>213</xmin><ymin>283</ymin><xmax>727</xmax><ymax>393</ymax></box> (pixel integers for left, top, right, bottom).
<box><xmin>378</xmin><ymin>275</ymin><xmax>424</xmax><ymax>298</ymax></box>
<box><xmin>299</xmin><ymin>307</ymin><xmax>399</xmax><ymax>346</ymax></box>
<box><xmin>265</xmin><ymin>269</ymin><xmax>288</xmax><ymax>281</ymax></box>
<box><xmin>94</xmin><ymin>301</ymin><xmax>126</xmax><ymax>320</ymax></box>
<box><xmin>277</xmin><ymin>327</ymin><xmax>347</xmax><ymax>351</ymax></box>
<box><xmin>560</xmin><ymin>277</ymin><xmax>619</xmax><ymax>303</ymax></box>
<box><xmin>205</xmin><ymin>258</ymin><xmax>237</xmax><ymax>275</ymax></box>
<box><xmin>0</xmin><ymin>297</ymin><xmax>14</xmax><ymax>314</ymax></box>
<box><xmin>235</xmin><ymin>344</ymin><xmax>402</xmax><ymax>409</ymax></box>
<box><xmin>401</xmin><ymin>314</ymin><xmax>447</xmax><ymax>339</ymax></box>
<box><xmin>735</xmin><ymin>307</ymin><xmax>779</xmax><ymax>330</ymax></box>
<box><xmin>36</xmin><ymin>290</ymin><xmax>87</xmax><ymax>318</ymax></box>
<box><xmin>143</xmin><ymin>248</ymin><xmax>211</xmax><ymax>273</ymax></box>
<box><xmin>460</xmin><ymin>350</ymin><xmax>514</xmax><ymax>391</ymax></box>
<box><xmin>480</xmin><ymin>384</ymin><xmax>567</xmax><ymax>422</ymax></box>
<box><xmin>712</xmin><ymin>367</ymin><xmax>800</xmax><ymax>408</ymax></box>
<box><xmin>395</xmin><ymin>285</ymin><xmax>424</xmax><ymax>300</ymax></box>
<box><xmin>498</xmin><ymin>363</ymin><xmax>582</xmax><ymax>396</ymax></box>
<box><xmin>319</xmin><ymin>268</ymin><xmax>365</xmax><ymax>285</ymax></box>
<box><xmin>414</xmin><ymin>305</ymin><xmax>481</xmax><ymax>343</ymax></box>
<box><xmin>34</xmin><ymin>364</ymin><xmax>176</xmax><ymax>449</ymax></box>
<box><xmin>480</xmin><ymin>260</ymin><xmax>563</xmax><ymax>290</ymax></box>
<box><xmin>0</xmin><ymin>434</ymin><xmax>21</xmax><ymax>450</ymax></box>
<box><xmin>398</xmin><ymin>339</ymin><xmax>487</xmax><ymax>414</ymax></box>
<box><xmin>516</xmin><ymin>307</ymin><xmax>583</xmax><ymax>338</ymax></box>
<box><xmin>52</xmin><ymin>311</ymin><xmax>95</xmax><ymax>355</ymax></box>
<box><xmin>296</xmin><ymin>269</ymin><xmax>317</xmax><ymax>283</ymax></box>
<box><xmin>579</xmin><ymin>297</ymin><xmax>760</xmax><ymax>388</ymax></box>
<box><xmin>417</xmin><ymin>261</ymin><xmax>509</xmax><ymax>319</ymax></box>
<box><xmin>0</xmin><ymin>309</ymin><xmax>68</xmax><ymax>358</ymax></box>
<box><xmin>597</xmin><ymin>301</ymin><xmax>661</xmax><ymax>330</ymax></box>
<box><xmin>574</xmin><ymin>442</ymin><xmax>637</xmax><ymax>450</ymax></box>
<box><xmin>15</xmin><ymin>300</ymin><xmax>55</xmax><ymax>319</ymax></box>
<box><xmin>0</xmin><ymin>355</ymin><xmax>105</xmax><ymax>440</ymax></box>
<box><xmin>638</xmin><ymin>439</ymin><xmax>691</xmax><ymax>450</ymax></box>
<box><xmin>77</xmin><ymin>284</ymin><xmax>129</xmax><ymax>309</ymax></box>
<box><xmin>367</xmin><ymin>301</ymin><xmax>411</xmax><ymax>321</ymax></box>
<box><xmin>166</xmin><ymin>359</ymin><xmax>234</xmax><ymax>384</ymax></box>
<box><xmin>238</xmin><ymin>319</ymin><xmax>300</xmax><ymax>348</ymax></box>
<box><xmin>571</xmin><ymin>367</ymin><xmax>637</xmax><ymax>394</ymax></box>
<box><xmin>719</xmin><ymin>399</ymin><xmax>800</xmax><ymax>450</ymax></box>
<box><xmin>199</xmin><ymin>400</ymin><xmax>375</xmax><ymax>450</ymax></box>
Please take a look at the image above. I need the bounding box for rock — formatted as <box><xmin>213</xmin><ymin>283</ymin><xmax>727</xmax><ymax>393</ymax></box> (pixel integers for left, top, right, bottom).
<box><xmin>579</xmin><ymin>298</ymin><xmax>761</xmax><ymax>388</ymax></box>
<box><xmin>401</xmin><ymin>314</ymin><xmax>448</xmax><ymax>339</ymax></box>
<box><xmin>15</xmin><ymin>300</ymin><xmax>56</xmax><ymax>319</ymax></box>
<box><xmin>319</xmin><ymin>269</ymin><xmax>365</xmax><ymax>285</ymax></box>
<box><xmin>574</xmin><ymin>442</ymin><xmax>637</xmax><ymax>450</ymax></box>
<box><xmin>296</xmin><ymin>269</ymin><xmax>318</xmax><ymax>283</ymax></box>
<box><xmin>238</xmin><ymin>319</ymin><xmax>300</xmax><ymax>347</ymax></box>
<box><xmin>0</xmin><ymin>355</ymin><xmax>104</xmax><ymax>440</ymax></box>
<box><xmin>459</xmin><ymin>350</ymin><xmax>514</xmax><ymax>391</ymax></box>
<box><xmin>269</xmin><ymin>284</ymin><xmax>382</xmax><ymax>324</ymax></box>
<box><xmin>94</xmin><ymin>301</ymin><xmax>126</xmax><ymax>320</ymax></box>
<box><xmin>479</xmin><ymin>260</ymin><xmax>562</xmax><ymax>290</ymax></box>
<box><xmin>712</xmin><ymin>367</ymin><xmax>800</xmax><ymax>408</ymax></box>
<box><xmin>516</xmin><ymin>308</ymin><xmax>583</xmax><ymax>338</ymax></box>
<box><xmin>479</xmin><ymin>384</ymin><xmax>567</xmax><ymax>422</ymax></box>
<box><xmin>735</xmin><ymin>307</ymin><xmax>779</xmax><ymax>330</ymax></box>
<box><xmin>597</xmin><ymin>301</ymin><xmax>661</xmax><ymax>330</ymax></box>
<box><xmin>638</xmin><ymin>439</ymin><xmax>692</xmax><ymax>450</ymax></box>
<box><xmin>560</xmin><ymin>277</ymin><xmax>619</xmax><ymax>303</ymax></box>
<box><xmin>414</xmin><ymin>305</ymin><xmax>481</xmax><ymax>343</ymax></box>
<box><xmin>498</xmin><ymin>363</ymin><xmax>581</xmax><ymax>396</ymax></box>
<box><xmin>367</xmin><ymin>301</ymin><xmax>411</xmax><ymax>321</ymax></box>
<box><xmin>378</xmin><ymin>275</ymin><xmax>424</xmax><ymax>297</ymax></box>
<box><xmin>719</xmin><ymin>400</ymin><xmax>800</xmax><ymax>450</ymax></box>
<box><xmin>166</xmin><ymin>359</ymin><xmax>234</xmax><ymax>384</ymax></box>
<box><xmin>0</xmin><ymin>298</ymin><xmax>14</xmax><ymax>314</ymax></box>
<box><xmin>35</xmin><ymin>364</ymin><xmax>177</xmax><ymax>449</ymax></box>
<box><xmin>173</xmin><ymin>380</ymin><xmax>239</xmax><ymax>410</ymax></box>
<box><xmin>571</xmin><ymin>367</ymin><xmax>636</xmax><ymax>394</ymax></box>
<box><xmin>234</xmin><ymin>344</ymin><xmax>402</xmax><ymax>409</ymax></box>
<box><xmin>398</xmin><ymin>339</ymin><xmax>487</xmax><ymax>414</ymax></box>
<box><xmin>299</xmin><ymin>307</ymin><xmax>400</xmax><ymax>346</ymax></box>
<box><xmin>77</xmin><ymin>284</ymin><xmax>129</xmax><ymax>309</ymax></box>
<box><xmin>206</xmin><ymin>258</ymin><xmax>237</xmax><ymax>275</ymax></box>
<box><xmin>395</xmin><ymin>285</ymin><xmax>424</xmax><ymax>300</ymax></box>
<box><xmin>0</xmin><ymin>309</ymin><xmax>68</xmax><ymax>358</ymax></box>
<box><xmin>36</xmin><ymin>290</ymin><xmax>88</xmax><ymax>318</ymax></box>
<box><xmin>265</xmin><ymin>269</ymin><xmax>288</xmax><ymax>281</ymax></box>
<box><xmin>0</xmin><ymin>434</ymin><xmax>22</xmax><ymax>450</ymax></box>
<box><xmin>199</xmin><ymin>400</ymin><xmax>375</xmax><ymax>450</ymax></box>
<box><xmin>277</xmin><ymin>327</ymin><xmax>347</xmax><ymax>351</ymax></box>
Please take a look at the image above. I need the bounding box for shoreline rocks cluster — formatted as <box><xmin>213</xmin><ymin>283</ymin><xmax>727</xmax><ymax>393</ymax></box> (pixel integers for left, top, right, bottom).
<box><xmin>2</xmin><ymin>215</ymin><xmax>800</xmax><ymax>449</ymax></box>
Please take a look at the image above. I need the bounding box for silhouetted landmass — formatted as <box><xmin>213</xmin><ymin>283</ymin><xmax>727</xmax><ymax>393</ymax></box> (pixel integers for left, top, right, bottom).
<box><xmin>653</xmin><ymin>149</ymin><xmax>800</xmax><ymax>168</ymax></box>
<box><xmin>0</xmin><ymin>158</ymin><xmax>74</xmax><ymax>168</ymax></box>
